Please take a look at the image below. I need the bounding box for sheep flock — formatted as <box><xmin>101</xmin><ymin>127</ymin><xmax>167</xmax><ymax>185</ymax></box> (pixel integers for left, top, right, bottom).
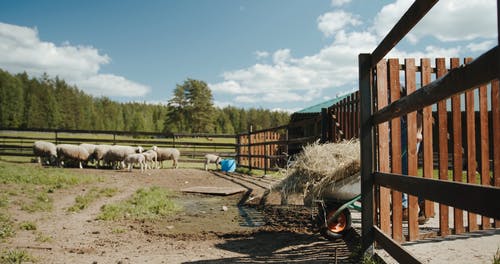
<box><xmin>32</xmin><ymin>141</ymin><xmax>181</xmax><ymax>173</ymax></box>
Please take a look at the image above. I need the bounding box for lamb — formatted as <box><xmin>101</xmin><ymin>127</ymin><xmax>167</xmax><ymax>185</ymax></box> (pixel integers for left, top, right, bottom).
<box><xmin>124</xmin><ymin>153</ymin><xmax>146</xmax><ymax>173</ymax></box>
<box><xmin>33</xmin><ymin>141</ymin><xmax>57</xmax><ymax>165</ymax></box>
<box><xmin>56</xmin><ymin>144</ymin><xmax>90</xmax><ymax>169</ymax></box>
<box><xmin>204</xmin><ymin>154</ymin><xmax>222</xmax><ymax>171</ymax></box>
<box><xmin>152</xmin><ymin>146</ymin><xmax>180</xmax><ymax>169</ymax></box>
<box><xmin>92</xmin><ymin>144</ymin><xmax>112</xmax><ymax>168</ymax></box>
<box><xmin>142</xmin><ymin>150</ymin><xmax>158</xmax><ymax>169</ymax></box>
<box><xmin>103</xmin><ymin>145</ymin><xmax>144</xmax><ymax>169</ymax></box>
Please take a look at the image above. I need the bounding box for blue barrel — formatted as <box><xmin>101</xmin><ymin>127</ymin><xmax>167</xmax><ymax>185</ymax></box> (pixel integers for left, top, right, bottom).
<box><xmin>220</xmin><ymin>159</ymin><xmax>236</xmax><ymax>172</ymax></box>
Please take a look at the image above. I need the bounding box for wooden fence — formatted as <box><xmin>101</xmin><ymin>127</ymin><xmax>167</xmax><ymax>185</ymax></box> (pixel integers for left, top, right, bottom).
<box><xmin>235</xmin><ymin>89</ymin><xmax>362</xmax><ymax>173</ymax></box>
<box><xmin>236</xmin><ymin>126</ymin><xmax>287</xmax><ymax>173</ymax></box>
<box><xmin>322</xmin><ymin>91</ymin><xmax>360</xmax><ymax>142</ymax></box>
<box><xmin>359</xmin><ymin>1</ymin><xmax>500</xmax><ymax>263</ymax></box>
<box><xmin>0</xmin><ymin>128</ymin><xmax>236</xmax><ymax>164</ymax></box>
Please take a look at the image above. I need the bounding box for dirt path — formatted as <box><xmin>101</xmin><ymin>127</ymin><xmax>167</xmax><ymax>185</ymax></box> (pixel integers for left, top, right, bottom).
<box><xmin>2</xmin><ymin>167</ymin><xmax>362</xmax><ymax>264</ymax></box>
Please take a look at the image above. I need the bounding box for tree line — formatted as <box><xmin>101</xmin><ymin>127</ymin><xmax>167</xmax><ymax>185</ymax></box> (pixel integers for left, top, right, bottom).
<box><xmin>0</xmin><ymin>69</ymin><xmax>290</xmax><ymax>134</ymax></box>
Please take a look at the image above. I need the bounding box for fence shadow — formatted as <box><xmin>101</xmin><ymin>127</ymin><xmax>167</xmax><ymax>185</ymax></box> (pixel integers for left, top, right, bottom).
<box><xmin>183</xmin><ymin>228</ymin><xmax>362</xmax><ymax>264</ymax></box>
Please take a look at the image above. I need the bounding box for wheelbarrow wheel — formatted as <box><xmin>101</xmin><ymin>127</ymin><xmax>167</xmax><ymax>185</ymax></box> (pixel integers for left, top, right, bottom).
<box><xmin>317</xmin><ymin>204</ymin><xmax>352</xmax><ymax>240</ymax></box>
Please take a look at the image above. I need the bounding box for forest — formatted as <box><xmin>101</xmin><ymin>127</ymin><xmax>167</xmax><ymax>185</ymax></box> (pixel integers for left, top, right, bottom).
<box><xmin>0</xmin><ymin>69</ymin><xmax>290</xmax><ymax>134</ymax></box>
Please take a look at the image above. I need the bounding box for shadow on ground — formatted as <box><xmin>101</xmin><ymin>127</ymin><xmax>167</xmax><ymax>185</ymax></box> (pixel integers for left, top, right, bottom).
<box><xmin>184</xmin><ymin>228</ymin><xmax>362</xmax><ymax>264</ymax></box>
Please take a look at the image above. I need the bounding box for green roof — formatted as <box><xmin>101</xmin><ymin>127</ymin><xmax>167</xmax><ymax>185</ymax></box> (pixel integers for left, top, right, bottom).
<box><xmin>295</xmin><ymin>93</ymin><xmax>352</xmax><ymax>114</ymax></box>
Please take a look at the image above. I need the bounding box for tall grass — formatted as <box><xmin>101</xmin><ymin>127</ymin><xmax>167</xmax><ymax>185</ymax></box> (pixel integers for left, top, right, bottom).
<box><xmin>98</xmin><ymin>187</ymin><xmax>181</xmax><ymax>221</ymax></box>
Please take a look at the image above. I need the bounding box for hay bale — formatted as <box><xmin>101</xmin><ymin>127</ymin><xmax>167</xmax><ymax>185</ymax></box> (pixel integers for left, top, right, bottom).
<box><xmin>277</xmin><ymin>139</ymin><xmax>360</xmax><ymax>205</ymax></box>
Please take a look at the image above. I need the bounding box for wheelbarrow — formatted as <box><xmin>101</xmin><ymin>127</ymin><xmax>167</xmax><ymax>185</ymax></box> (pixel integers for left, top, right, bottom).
<box><xmin>312</xmin><ymin>172</ymin><xmax>361</xmax><ymax>240</ymax></box>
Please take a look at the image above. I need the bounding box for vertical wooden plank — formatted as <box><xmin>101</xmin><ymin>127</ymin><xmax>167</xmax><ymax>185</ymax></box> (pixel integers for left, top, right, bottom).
<box><xmin>405</xmin><ymin>58</ymin><xmax>419</xmax><ymax>241</ymax></box>
<box><xmin>450</xmin><ymin>57</ymin><xmax>464</xmax><ymax>234</ymax></box>
<box><xmin>388</xmin><ymin>58</ymin><xmax>403</xmax><ymax>242</ymax></box>
<box><xmin>478</xmin><ymin>84</ymin><xmax>490</xmax><ymax>229</ymax></box>
<box><xmin>376</xmin><ymin>60</ymin><xmax>391</xmax><ymax>235</ymax></box>
<box><xmin>492</xmin><ymin>80</ymin><xmax>500</xmax><ymax>228</ymax></box>
<box><xmin>355</xmin><ymin>91</ymin><xmax>360</xmax><ymax>138</ymax></box>
<box><xmin>420</xmin><ymin>58</ymin><xmax>434</xmax><ymax>218</ymax></box>
<box><xmin>359</xmin><ymin>53</ymin><xmax>375</xmax><ymax>253</ymax></box>
<box><xmin>342</xmin><ymin>98</ymin><xmax>348</xmax><ymax>139</ymax></box>
<box><xmin>436</xmin><ymin>58</ymin><xmax>450</xmax><ymax>237</ymax></box>
<box><xmin>248</xmin><ymin>131</ymin><xmax>252</xmax><ymax>171</ymax></box>
<box><xmin>333</xmin><ymin>107</ymin><xmax>337</xmax><ymax>141</ymax></box>
<box><xmin>350</xmin><ymin>93</ymin><xmax>356</xmax><ymax>139</ymax></box>
<box><xmin>338</xmin><ymin>102</ymin><xmax>342</xmax><ymax>140</ymax></box>
<box><xmin>464</xmin><ymin>57</ymin><xmax>478</xmax><ymax>232</ymax></box>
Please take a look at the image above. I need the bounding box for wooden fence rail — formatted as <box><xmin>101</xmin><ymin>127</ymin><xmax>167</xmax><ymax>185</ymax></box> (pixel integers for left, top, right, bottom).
<box><xmin>0</xmin><ymin>128</ymin><xmax>237</xmax><ymax>164</ymax></box>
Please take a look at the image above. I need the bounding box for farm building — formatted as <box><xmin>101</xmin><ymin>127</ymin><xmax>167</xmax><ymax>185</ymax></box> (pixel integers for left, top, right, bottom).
<box><xmin>287</xmin><ymin>93</ymin><xmax>353</xmax><ymax>155</ymax></box>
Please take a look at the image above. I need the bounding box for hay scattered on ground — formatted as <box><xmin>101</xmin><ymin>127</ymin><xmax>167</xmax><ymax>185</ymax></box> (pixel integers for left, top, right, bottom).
<box><xmin>277</xmin><ymin>139</ymin><xmax>360</xmax><ymax>204</ymax></box>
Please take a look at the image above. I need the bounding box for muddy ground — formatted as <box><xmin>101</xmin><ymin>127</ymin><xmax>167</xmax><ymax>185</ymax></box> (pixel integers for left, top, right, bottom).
<box><xmin>1</xmin><ymin>165</ymin><xmax>363</xmax><ymax>264</ymax></box>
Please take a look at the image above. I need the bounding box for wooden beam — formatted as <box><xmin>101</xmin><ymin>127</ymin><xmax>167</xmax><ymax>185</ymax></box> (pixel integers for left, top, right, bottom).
<box><xmin>373</xmin><ymin>46</ymin><xmax>499</xmax><ymax>125</ymax></box>
<box><xmin>373</xmin><ymin>226</ymin><xmax>422</xmax><ymax>264</ymax></box>
<box><xmin>371</xmin><ymin>0</ymin><xmax>438</xmax><ymax>65</ymax></box>
<box><xmin>374</xmin><ymin>172</ymin><xmax>500</xmax><ymax>219</ymax></box>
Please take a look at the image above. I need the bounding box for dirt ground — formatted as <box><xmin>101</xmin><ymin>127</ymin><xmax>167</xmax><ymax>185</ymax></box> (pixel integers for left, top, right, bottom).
<box><xmin>1</xmin><ymin>165</ymin><xmax>363</xmax><ymax>264</ymax></box>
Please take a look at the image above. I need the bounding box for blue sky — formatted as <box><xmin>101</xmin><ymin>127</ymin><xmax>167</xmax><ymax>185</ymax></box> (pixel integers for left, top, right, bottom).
<box><xmin>0</xmin><ymin>0</ymin><xmax>496</xmax><ymax>112</ymax></box>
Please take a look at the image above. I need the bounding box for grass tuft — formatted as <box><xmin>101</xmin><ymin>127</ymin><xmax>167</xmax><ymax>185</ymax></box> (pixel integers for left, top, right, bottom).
<box><xmin>21</xmin><ymin>193</ymin><xmax>53</xmax><ymax>213</ymax></box>
<box><xmin>0</xmin><ymin>213</ymin><xmax>14</xmax><ymax>240</ymax></box>
<box><xmin>98</xmin><ymin>186</ymin><xmax>181</xmax><ymax>221</ymax></box>
<box><xmin>67</xmin><ymin>187</ymin><xmax>117</xmax><ymax>213</ymax></box>
<box><xmin>19</xmin><ymin>221</ymin><xmax>37</xmax><ymax>231</ymax></box>
<box><xmin>34</xmin><ymin>231</ymin><xmax>52</xmax><ymax>243</ymax></box>
<box><xmin>0</xmin><ymin>249</ymin><xmax>35</xmax><ymax>264</ymax></box>
<box><xmin>0</xmin><ymin>194</ymin><xmax>8</xmax><ymax>208</ymax></box>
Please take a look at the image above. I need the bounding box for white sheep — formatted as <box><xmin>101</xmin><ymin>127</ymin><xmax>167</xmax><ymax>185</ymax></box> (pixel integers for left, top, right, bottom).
<box><xmin>152</xmin><ymin>146</ymin><xmax>180</xmax><ymax>169</ymax></box>
<box><xmin>142</xmin><ymin>150</ymin><xmax>158</xmax><ymax>169</ymax></box>
<box><xmin>56</xmin><ymin>144</ymin><xmax>90</xmax><ymax>169</ymax></box>
<box><xmin>33</xmin><ymin>141</ymin><xmax>57</xmax><ymax>165</ymax></box>
<box><xmin>79</xmin><ymin>143</ymin><xmax>96</xmax><ymax>166</ymax></box>
<box><xmin>124</xmin><ymin>153</ymin><xmax>146</xmax><ymax>172</ymax></box>
<box><xmin>93</xmin><ymin>144</ymin><xmax>112</xmax><ymax>168</ymax></box>
<box><xmin>204</xmin><ymin>154</ymin><xmax>222</xmax><ymax>171</ymax></box>
<box><xmin>103</xmin><ymin>145</ymin><xmax>144</xmax><ymax>169</ymax></box>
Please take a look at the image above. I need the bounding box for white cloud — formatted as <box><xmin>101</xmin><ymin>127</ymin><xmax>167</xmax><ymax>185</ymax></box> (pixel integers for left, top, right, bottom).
<box><xmin>255</xmin><ymin>50</ymin><xmax>269</xmax><ymax>60</ymax></box>
<box><xmin>331</xmin><ymin>0</ymin><xmax>351</xmax><ymax>7</ymax></box>
<box><xmin>272</xmin><ymin>49</ymin><xmax>292</xmax><ymax>65</ymax></box>
<box><xmin>373</xmin><ymin>0</ymin><xmax>497</xmax><ymax>43</ymax></box>
<box><xmin>212</xmin><ymin>0</ymin><xmax>496</xmax><ymax>109</ymax></box>
<box><xmin>317</xmin><ymin>11</ymin><xmax>361</xmax><ymax>37</ymax></box>
<box><xmin>78</xmin><ymin>74</ymin><xmax>150</xmax><ymax>97</ymax></box>
<box><xmin>466</xmin><ymin>40</ymin><xmax>496</xmax><ymax>53</ymax></box>
<box><xmin>209</xmin><ymin>30</ymin><xmax>377</xmax><ymax>104</ymax></box>
<box><xmin>0</xmin><ymin>22</ymin><xmax>150</xmax><ymax>98</ymax></box>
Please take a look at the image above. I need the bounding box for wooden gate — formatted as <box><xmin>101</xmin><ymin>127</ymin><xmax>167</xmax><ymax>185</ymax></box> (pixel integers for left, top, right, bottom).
<box><xmin>359</xmin><ymin>1</ymin><xmax>500</xmax><ymax>263</ymax></box>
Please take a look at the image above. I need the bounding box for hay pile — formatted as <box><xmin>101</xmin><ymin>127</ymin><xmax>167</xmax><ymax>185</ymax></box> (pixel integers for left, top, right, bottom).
<box><xmin>278</xmin><ymin>139</ymin><xmax>360</xmax><ymax>205</ymax></box>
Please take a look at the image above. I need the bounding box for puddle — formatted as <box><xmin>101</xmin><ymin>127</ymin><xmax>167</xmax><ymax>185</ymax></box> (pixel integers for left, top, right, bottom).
<box><xmin>173</xmin><ymin>193</ymin><xmax>265</xmax><ymax>228</ymax></box>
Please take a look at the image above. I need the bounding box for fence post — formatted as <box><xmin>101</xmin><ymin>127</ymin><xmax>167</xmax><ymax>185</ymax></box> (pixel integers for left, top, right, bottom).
<box><xmin>248</xmin><ymin>127</ymin><xmax>252</xmax><ymax>172</ymax></box>
<box><xmin>236</xmin><ymin>134</ymin><xmax>241</xmax><ymax>166</ymax></box>
<box><xmin>55</xmin><ymin>130</ymin><xmax>58</xmax><ymax>145</ymax></box>
<box><xmin>359</xmin><ymin>53</ymin><xmax>375</xmax><ymax>254</ymax></box>
<box><xmin>264</xmin><ymin>131</ymin><xmax>268</xmax><ymax>175</ymax></box>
